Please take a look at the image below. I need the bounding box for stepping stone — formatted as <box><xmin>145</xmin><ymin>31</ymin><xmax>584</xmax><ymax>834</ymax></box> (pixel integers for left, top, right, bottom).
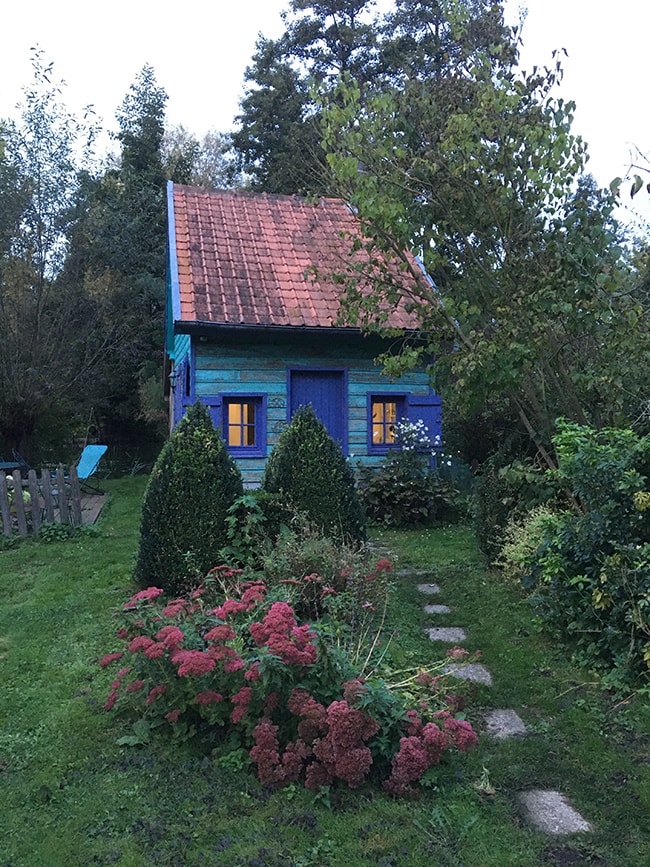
<box><xmin>485</xmin><ymin>709</ymin><xmax>527</xmax><ymax>740</ymax></box>
<box><xmin>398</xmin><ymin>568</ymin><xmax>432</xmax><ymax>577</ymax></box>
<box><xmin>424</xmin><ymin>604</ymin><xmax>451</xmax><ymax>615</ymax></box>
<box><xmin>417</xmin><ymin>583</ymin><xmax>441</xmax><ymax>595</ymax></box>
<box><xmin>443</xmin><ymin>663</ymin><xmax>493</xmax><ymax>686</ymax></box>
<box><xmin>426</xmin><ymin>626</ymin><xmax>467</xmax><ymax>643</ymax></box>
<box><xmin>518</xmin><ymin>790</ymin><xmax>592</xmax><ymax>835</ymax></box>
<box><xmin>367</xmin><ymin>545</ymin><xmax>391</xmax><ymax>555</ymax></box>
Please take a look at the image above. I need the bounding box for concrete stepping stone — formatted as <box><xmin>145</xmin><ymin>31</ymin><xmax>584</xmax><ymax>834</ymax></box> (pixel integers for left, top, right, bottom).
<box><xmin>485</xmin><ymin>709</ymin><xmax>527</xmax><ymax>740</ymax></box>
<box><xmin>443</xmin><ymin>662</ymin><xmax>493</xmax><ymax>686</ymax></box>
<box><xmin>518</xmin><ymin>790</ymin><xmax>592</xmax><ymax>835</ymax></box>
<box><xmin>398</xmin><ymin>568</ymin><xmax>432</xmax><ymax>577</ymax></box>
<box><xmin>417</xmin><ymin>582</ymin><xmax>441</xmax><ymax>595</ymax></box>
<box><xmin>367</xmin><ymin>545</ymin><xmax>391</xmax><ymax>554</ymax></box>
<box><xmin>423</xmin><ymin>604</ymin><xmax>451</xmax><ymax>614</ymax></box>
<box><xmin>426</xmin><ymin>626</ymin><xmax>467</xmax><ymax>643</ymax></box>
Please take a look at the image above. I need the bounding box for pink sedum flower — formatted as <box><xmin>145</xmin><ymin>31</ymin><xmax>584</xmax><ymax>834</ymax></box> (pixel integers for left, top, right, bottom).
<box><xmin>123</xmin><ymin>587</ymin><xmax>164</xmax><ymax>609</ymax></box>
<box><xmin>195</xmin><ymin>690</ymin><xmax>223</xmax><ymax>705</ymax></box>
<box><xmin>174</xmin><ymin>650</ymin><xmax>216</xmax><ymax>677</ymax></box>
<box><xmin>99</xmin><ymin>652</ymin><xmax>124</xmax><ymax>668</ymax></box>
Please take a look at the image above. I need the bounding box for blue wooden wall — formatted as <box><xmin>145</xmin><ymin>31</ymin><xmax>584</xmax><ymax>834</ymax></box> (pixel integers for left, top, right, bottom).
<box><xmin>171</xmin><ymin>331</ymin><xmax>439</xmax><ymax>487</ymax></box>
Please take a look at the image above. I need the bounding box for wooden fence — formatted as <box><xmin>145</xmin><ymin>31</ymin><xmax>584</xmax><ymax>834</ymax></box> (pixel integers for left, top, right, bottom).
<box><xmin>0</xmin><ymin>467</ymin><xmax>83</xmax><ymax>538</ymax></box>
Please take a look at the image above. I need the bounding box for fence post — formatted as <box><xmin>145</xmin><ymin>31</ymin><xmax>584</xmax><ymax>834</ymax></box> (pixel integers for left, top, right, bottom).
<box><xmin>27</xmin><ymin>469</ymin><xmax>41</xmax><ymax>534</ymax></box>
<box><xmin>0</xmin><ymin>473</ymin><xmax>11</xmax><ymax>537</ymax></box>
<box><xmin>12</xmin><ymin>470</ymin><xmax>28</xmax><ymax>537</ymax></box>
<box><xmin>69</xmin><ymin>467</ymin><xmax>82</xmax><ymax>528</ymax></box>
<box><xmin>41</xmin><ymin>470</ymin><xmax>56</xmax><ymax>522</ymax></box>
<box><xmin>55</xmin><ymin>467</ymin><xmax>70</xmax><ymax>525</ymax></box>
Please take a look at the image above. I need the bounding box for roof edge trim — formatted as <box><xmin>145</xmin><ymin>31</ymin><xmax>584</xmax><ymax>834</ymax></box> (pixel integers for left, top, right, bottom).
<box><xmin>167</xmin><ymin>181</ymin><xmax>181</xmax><ymax>323</ymax></box>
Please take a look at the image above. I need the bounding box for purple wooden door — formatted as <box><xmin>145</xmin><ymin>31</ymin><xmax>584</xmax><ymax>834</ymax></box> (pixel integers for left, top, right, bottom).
<box><xmin>289</xmin><ymin>369</ymin><xmax>346</xmax><ymax>450</ymax></box>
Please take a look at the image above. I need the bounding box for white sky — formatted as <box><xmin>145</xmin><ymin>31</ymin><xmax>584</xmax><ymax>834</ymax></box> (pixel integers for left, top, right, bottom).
<box><xmin>1</xmin><ymin>0</ymin><xmax>648</xmax><ymax>228</ymax></box>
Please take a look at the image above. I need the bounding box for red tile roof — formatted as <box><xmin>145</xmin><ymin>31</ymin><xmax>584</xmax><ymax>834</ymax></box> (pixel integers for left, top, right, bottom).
<box><xmin>169</xmin><ymin>184</ymin><xmax>421</xmax><ymax>330</ymax></box>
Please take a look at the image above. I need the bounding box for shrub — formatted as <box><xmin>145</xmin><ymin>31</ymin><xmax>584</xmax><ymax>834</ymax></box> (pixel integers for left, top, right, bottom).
<box><xmin>496</xmin><ymin>505</ymin><xmax>559</xmax><ymax>584</ymax></box>
<box><xmin>358</xmin><ymin>420</ymin><xmax>459</xmax><ymax>528</ymax></box>
<box><xmin>358</xmin><ymin>458</ymin><xmax>459</xmax><ymax>528</ymax></box>
<box><xmin>99</xmin><ymin>575</ymin><xmax>477</xmax><ymax>794</ymax></box>
<box><xmin>134</xmin><ymin>401</ymin><xmax>243</xmax><ymax>595</ymax></box>
<box><xmin>262</xmin><ymin>405</ymin><xmax>366</xmax><ymax>545</ymax></box>
<box><xmin>527</xmin><ymin>422</ymin><xmax>650</xmax><ymax>687</ymax></box>
<box><xmin>473</xmin><ymin>457</ymin><xmax>558</xmax><ymax>563</ymax></box>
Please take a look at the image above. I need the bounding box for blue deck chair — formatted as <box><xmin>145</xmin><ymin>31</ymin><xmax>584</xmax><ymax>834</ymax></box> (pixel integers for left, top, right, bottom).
<box><xmin>76</xmin><ymin>445</ymin><xmax>108</xmax><ymax>493</ymax></box>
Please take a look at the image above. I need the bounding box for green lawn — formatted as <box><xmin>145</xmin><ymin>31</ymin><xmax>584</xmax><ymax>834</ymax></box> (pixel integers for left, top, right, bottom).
<box><xmin>1</xmin><ymin>479</ymin><xmax>648</xmax><ymax>865</ymax></box>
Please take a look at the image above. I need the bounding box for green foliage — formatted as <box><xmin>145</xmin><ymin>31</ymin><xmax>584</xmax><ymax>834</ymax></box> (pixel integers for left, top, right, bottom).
<box><xmin>0</xmin><ymin>50</ymin><xmax>103</xmax><ymax>456</ymax></box>
<box><xmin>528</xmin><ymin>422</ymin><xmax>650</xmax><ymax>686</ymax></box>
<box><xmin>134</xmin><ymin>401</ymin><xmax>243</xmax><ymax>594</ymax></box>
<box><xmin>232</xmin><ymin>0</ymin><xmax>378</xmax><ymax>194</ymax></box>
<box><xmin>473</xmin><ymin>457</ymin><xmax>559</xmax><ymax>562</ymax></box>
<box><xmin>496</xmin><ymin>505</ymin><xmax>559</xmax><ymax>584</ymax></box>
<box><xmin>262</xmin><ymin>405</ymin><xmax>366</xmax><ymax>545</ymax></box>
<box><xmin>62</xmin><ymin>64</ymin><xmax>171</xmax><ymax>453</ymax></box>
<box><xmin>259</xmin><ymin>517</ymin><xmax>369</xmax><ymax>620</ymax></box>
<box><xmin>319</xmin><ymin>9</ymin><xmax>647</xmax><ymax>466</ymax></box>
<box><xmin>358</xmin><ymin>456</ymin><xmax>459</xmax><ymax>528</ymax></box>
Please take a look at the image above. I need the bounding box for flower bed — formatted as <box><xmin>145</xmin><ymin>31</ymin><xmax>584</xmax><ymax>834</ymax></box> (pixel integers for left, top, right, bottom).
<box><xmin>100</xmin><ymin>565</ymin><xmax>477</xmax><ymax>794</ymax></box>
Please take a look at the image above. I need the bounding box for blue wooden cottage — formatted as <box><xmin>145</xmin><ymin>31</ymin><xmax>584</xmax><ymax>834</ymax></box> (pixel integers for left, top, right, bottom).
<box><xmin>165</xmin><ymin>183</ymin><xmax>441</xmax><ymax>487</ymax></box>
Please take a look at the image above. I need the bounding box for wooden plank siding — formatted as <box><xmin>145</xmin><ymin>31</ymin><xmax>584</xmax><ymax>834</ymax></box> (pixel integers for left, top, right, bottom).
<box><xmin>183</xmin><ymin>334</ymin><xmax>433</xmax><ymax>487</ymax></box>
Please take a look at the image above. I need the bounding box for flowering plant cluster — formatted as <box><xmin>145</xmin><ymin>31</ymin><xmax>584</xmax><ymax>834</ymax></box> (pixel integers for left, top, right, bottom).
<box><xmin>394</xmin><ymin>419</ymin><xmax>441</xmax><ymax>457</ymax></box>
<box><xmin>99</xmin><ymin>566</ymin><xmax>477</xmax><ymax>794</ymax></box>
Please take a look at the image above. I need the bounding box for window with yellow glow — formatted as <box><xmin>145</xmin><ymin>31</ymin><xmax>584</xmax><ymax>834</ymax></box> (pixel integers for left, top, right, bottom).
<box><xmin>372</xmin><ymin>399</ymin><xmax>398</xmax><ymax>445</ymax></box>
<box><xmin>226</xmin><ymin>400</ymin><xmax>257</xmax><ymax>447</ymax></box>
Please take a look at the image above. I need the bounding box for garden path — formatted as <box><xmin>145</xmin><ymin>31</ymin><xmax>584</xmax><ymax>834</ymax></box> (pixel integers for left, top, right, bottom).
<box><xmin>398</xmin><ymin>562</ymin><xmax>593</xmax><ymax>837</ymax></box>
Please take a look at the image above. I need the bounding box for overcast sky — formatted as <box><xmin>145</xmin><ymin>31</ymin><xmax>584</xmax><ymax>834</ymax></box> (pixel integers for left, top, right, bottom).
<box><xmin>2</xmin><ymin>1</ymin><xmax>648</xmax><ymax>227</ymax></box>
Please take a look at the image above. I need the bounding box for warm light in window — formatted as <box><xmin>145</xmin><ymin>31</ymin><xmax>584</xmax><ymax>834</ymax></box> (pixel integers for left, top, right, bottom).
<box><xmin>372</xmin><ymin>400</ymin><xmax>397</xmax><ymax>444</ymax></box>
<box><xmin>227</xmin><ymin>401</ymin><xmax>256</xmax><ymax>447</ymax></box>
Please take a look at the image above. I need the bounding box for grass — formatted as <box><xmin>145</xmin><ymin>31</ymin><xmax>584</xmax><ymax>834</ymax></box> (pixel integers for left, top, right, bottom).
<box><xmin>1</xmin><ymin>481</ymin><xmax>648</xmax><ymax>866</ymax></box>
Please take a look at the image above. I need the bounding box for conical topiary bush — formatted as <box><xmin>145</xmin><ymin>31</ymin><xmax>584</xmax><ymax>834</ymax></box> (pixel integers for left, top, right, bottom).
<box><xmin>134</xmin><ymin>400</ymin><xmax>243</xmax><ymax>594</ymax></box>
<box><xmin>262</xmin><ymin>404</ymin><xmax>366</xmax><ymax>545</ymax></box>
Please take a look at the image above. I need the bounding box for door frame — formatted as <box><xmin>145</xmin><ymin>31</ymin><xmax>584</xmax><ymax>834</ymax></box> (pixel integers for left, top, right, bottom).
<box><xmin>287</xmin><ymin>366</ymin><xmax>348</xmax><ymax>455</ymax></box>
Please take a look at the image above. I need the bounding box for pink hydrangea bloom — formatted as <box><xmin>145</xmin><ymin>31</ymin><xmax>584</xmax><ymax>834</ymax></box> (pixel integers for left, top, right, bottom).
<box><xmin>384</xmin><ymin>736</ymin><xmax>430</xmax><ymax>795</ymax></box>
<box><xmin>165</xmin><ymin>708</ymin><xmax>181</xmax><ymax>722</ymax></box>
<box><xmin>245</xmin><ymin>662</ymin><xmax>261</xmax><ymax>681</ymax></box>
<box><xmin>162</xmin><ymin>599</ymin><xmax>186</xmax><ymax>618</ymax></box>
<box><xmin>443</xmin><ymin>717</ymin><xmax>478</xmax><ymax>752</ymax></box>
<box><xmin>231</xmin><ymin>686</ymin><xmax>252</xmax><ymax>723</ymax></box>
<box><xmin>156</xmin><ymin>625</ymin><xmax>184</xmax><ymax>648</ymax></box>
<box><xmin>212</xmin><ymin>598</ymin><xmax>247</xmax><ymax>619</ymax></box>
<box><xmin>104</xmin><ymin>691</ymin><xmax>119</xmax><ymax>711</ymax></box>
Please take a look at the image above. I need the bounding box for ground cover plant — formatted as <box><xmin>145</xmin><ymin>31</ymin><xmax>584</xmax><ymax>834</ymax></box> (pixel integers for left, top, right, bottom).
<box><xmin>0</xmin><ymin>477</ymin><xmax>648</xmax><ymax>865</ymax></box>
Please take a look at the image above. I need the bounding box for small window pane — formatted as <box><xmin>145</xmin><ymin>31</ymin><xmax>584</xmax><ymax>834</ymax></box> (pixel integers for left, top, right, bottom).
<box><xmin>371</xmin><ymin>399</ymin><xmax>397</xmax><ymax>445</ymax></box>
<box><xmin>227</xmin><ymin>399</ymin><xmax>257</xmax><ymax>448</ymax></box>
